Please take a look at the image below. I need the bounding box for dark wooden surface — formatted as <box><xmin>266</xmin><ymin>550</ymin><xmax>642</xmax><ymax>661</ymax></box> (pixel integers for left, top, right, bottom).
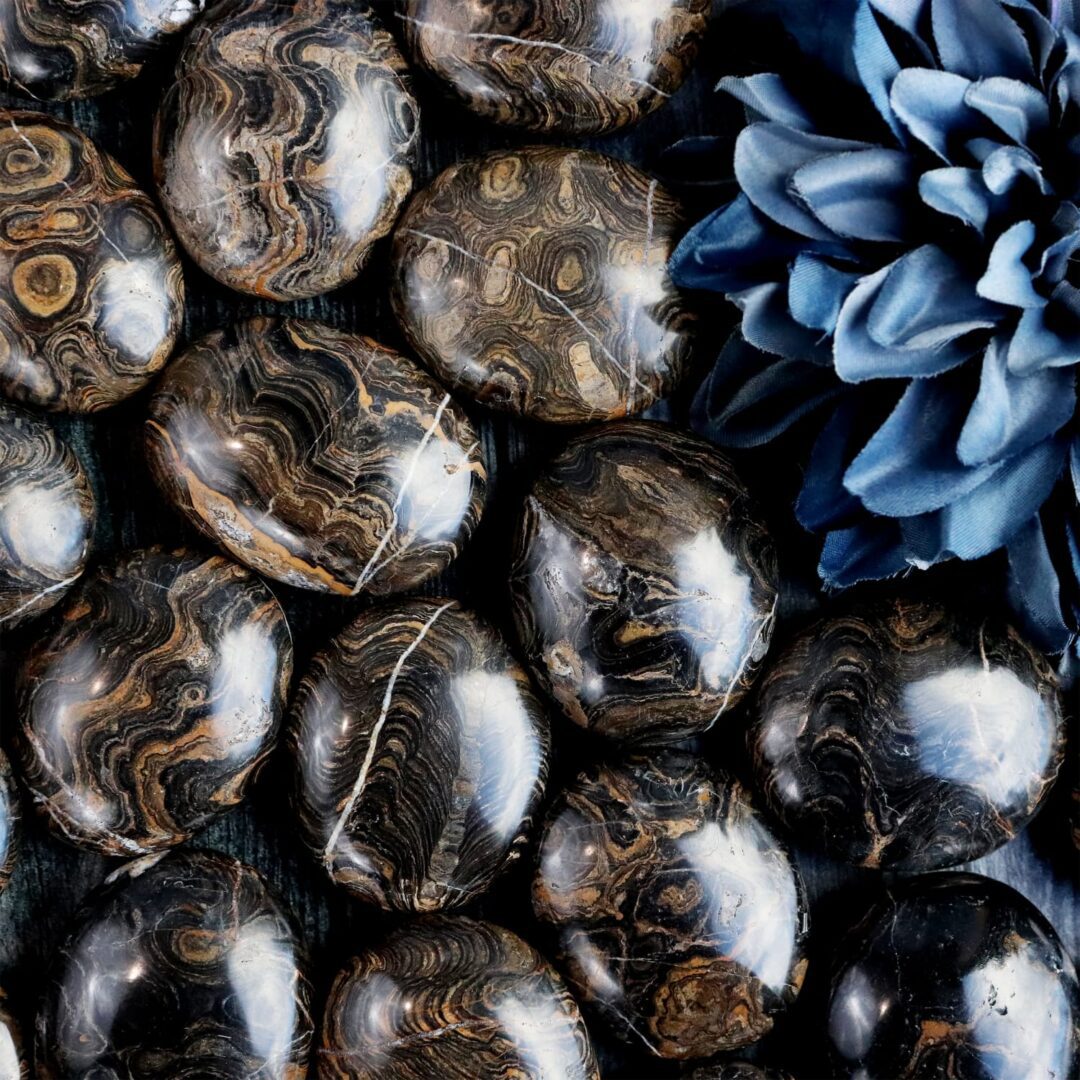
<box><xmin>0</xmin><ymin>3</ymin><xmax>1076</xmax><ymax>1078</ymax></box>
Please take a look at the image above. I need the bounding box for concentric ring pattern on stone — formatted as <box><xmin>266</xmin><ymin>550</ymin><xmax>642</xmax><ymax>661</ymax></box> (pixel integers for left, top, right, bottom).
<box><xmin>533</xmin><ymin>752</ymin><xmax>809</xmax><ymax>1061</ymax></box>
<box><xmin>0</xmin><ymin>749</ymin><xmax>20</xmax><ymax>896</ymax></box>
<box><xmin>399</xmin><ymin>0</ymin><xmax>709</xmax><ymax>135</ymax></box>
<box><xmin>0</xmin><ymin>401</ymin><xmax>95</xmax><ymax>629</ymax></box>
<box><xmin>292</xmin><ymin>598</ymin><xmax>550</xmax><ymax>911</ymax></box>
<box><xmin>510</xmin><ymin>421</ymin><xmax>778</xmax><ymax>743</ymax></box>
<box><xmin>0</xmin><ymin>111</ymin><xmax>184</xmax><ymax>411</ymax></box>
<box><xmin>0</xmin><ymin>0</ymin><xmax>206</xmax><ymax>101</ymax></box>
<box><xmin>36</xmin><ymin>848</ymin><xmax>314</xmax><ymax>1078</ymax></box>
<box><xmin>750</xmin><ymin>595</ymin><xmax>1066</xmax><ymax>872</ymax></box>
<box><xmin>319</xmin><ymin>915</ymin><xmax>600</xmax><ymax>1079</ymax></box>
<box><xmin>146</xmin><ymin>318</ymin><xmax>486</xmax><ymax>597</ymax></box>
<box><xmin>154</xmin><ymin>0</ymin><xmax>419</xmax><ymax>300</ymax></box>
<box><xmin>391</xmin><ymin>146</ymin><xmax>696</xmax><ymax>424</ymax></box>
<box><xmin>15</xmin><ymin>547</ymin><xmax>293</xmax><ymax>857</ymax></box>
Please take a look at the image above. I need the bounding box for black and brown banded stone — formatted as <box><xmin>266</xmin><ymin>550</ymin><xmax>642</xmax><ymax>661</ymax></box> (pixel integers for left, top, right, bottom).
<box><xmin>511</xmin><ymin>421</ymin><xmax>778</xmax><ymax>743</ymax></box>
<box><xmin>533</xmin><ymin>752</ymin><xmax>809</xmax><ymax>1061</ymax></box>
<box><xmin>0</xmin><ymin>111</ymin><xmax>184</xmax><ymax>411</ymax></box>
<box><xmin>391</xmin><ymin>146</ymin><xmax>696</xmax><ymax>424</ymax></box>
<box><xmin>0</xmin><ymin>749</ymin><xmax>20</xmax><ymax>896</ymax></box>
<box><xmin>154</xmin><ymin>0</ymin><xmax>419</xmax><ymax>300</ymax></box>
<box><xmin>750</xmin><ymin>595</ymin><xmax>1067</xmax><ymax>872</ymax></box>
<box><xmin>146</xmin><ymin>318</ymin><xmax>486</xmax><ymax>597</ymax></box>
<box><xmin>15</xmin><ymin>547</ymin><xmax>293</xmax><ymax>858</ymax></box>
<box><xmin>319</xmin><ymin>915</ymin><xmax>600</xmax><ymax>1079</ymax></box>
<box><xmin>399</xmin><ymin>0</ymin><xmax>710</xmax><ymax>135</ymax></box>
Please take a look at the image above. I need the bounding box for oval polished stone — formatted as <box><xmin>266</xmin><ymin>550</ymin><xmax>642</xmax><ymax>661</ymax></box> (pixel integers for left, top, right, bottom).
<box><xmin>0</xmin><ymin>111</ymin><xmax>184</xmax><ymax>411</ymax></box>
<box><xmin>510</xmin><ymin>421</ymin><xmax>777</xmax><ymax>743</ymax></box>
<box><xmin>145</xmin><ymin>318</ymin><xmax>486</xmax><ymax>596</ymax></box>
<box><xmin>15</xmin><ymin>547</ymin><xmax>293</xmax><ymax>857</ymax></box>
<box><xmin>399</xmin><ymin>0</ymin><xmax>709</xmax><ymax>135</ymax></box>
<box><xmin>154</xmin><ymin>0</ymin><xmax>419</xmax><ymax>300</ymax></box>
<box><xmin>390</xmin><ymin>146</ymin><xmax>696</xmax><ymax>424</ymax></box>
<box><xmin>36</xmin><ymin>848</ymin><xmax>314</xmax><ymax>1078</ymax></box>
<box><xmin>292</xmin><ymin>598</ymin><xmax>549</xmax><ymax>911</ymax></box>
<box><xmin>0</xmin><ymin>748</ymin><xmax>20</xmax><ymax>895</ymax></box>
<box><xmin>826</xmin><ymin>873</ymin><xmax>1079</xmax><ymax>1079</ymax></box>
<box><xmin>319</xmin><ymin>915</ymin><xmax>600</xmax><ymax>1079</ymax></box>
<box><xmin>533</xmin><ymin>752</ymin><xmax>808</xmax><ymax>1061</ymax></box>
<box><xmin>0</xmin><ymin>402</ymin><xmax>95</xmax><ymax>629</ymax></box>
<box><xmin>0</xmin><ymin>0</ymin><xmax>205</xmax><ymax>101</ymax></box>
<box><xmin>0</xmin><ymin>989</ymin><xmax>28</xmax><ymax>1080</ymax></box>
<box><xmin>750</xmin><ymin>596</ymin><xmax>1066</xmax><ymax>872</ymax></box>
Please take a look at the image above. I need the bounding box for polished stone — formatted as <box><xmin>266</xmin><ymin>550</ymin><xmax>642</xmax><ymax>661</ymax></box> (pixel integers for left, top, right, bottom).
<box><xmin>145</xmin><ymin>318</ymin><xmax>486</xmax><ymax>596</ymax></box>
<box><xmin>690</xmin><ymin>1066</ymin><xmax>793</xmax><ymax>1080</ymax></box>
<box><xmin>392</xmin><ymin>146</ymin><xmax>695</xmax><ymax>424</ymax></box>
<box><xmin>0</xmin><ymin>749</ymin><xmax>19</xmax><ymax>895</ymax></box>
<box><xmin>0</xmin><ymin>989</ymin><xmax>27</xmax><ymax>1080</ymax></box>
<box><xmin>292</xmin><ymin>598</ymin><xmax>550</xmax><ymax>911</ymax></box>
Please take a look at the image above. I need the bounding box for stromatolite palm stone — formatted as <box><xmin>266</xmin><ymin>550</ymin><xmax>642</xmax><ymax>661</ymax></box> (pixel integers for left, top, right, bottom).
<box><xmin>750</xmin><ymin>595</ymin><xmax>1066</xmax><ymax>872</ymax></box>
<box><xmin>36</xmin><ymin>848</ymin><xmax>314</xmax><ymax>1078</ymax></box>
<box><xmin>15</xmin><ymin>547</ymin><xmax>293</xmax><ymax>857</ymax></box>
<box><xmin>690</xmin><ymin>1067</ymin><xmax>793</xmax><ymax>1080</ymax></box>
<box><xmin>511</xmin><ymin>421</ymin><xmax>777</xmax><ymax>743</ymax></box>
<box><xmin>292</xmin><ymin>598</ymin><xmax>549</xmax><ymax>911</ymax></box>
<box><xmin>399</xmin><ymin>0</ymin><xmax>710</xmax><ymax>135</ymax></box>
<box><xmin>319</xmin><ymin>915</ymin><xmax>600</xmax><ymax>1079</ymax></box>
<box><xmin>146</xmin><ymin>318</ymin><xmax>486</xmax><ymax>596</ymax></box>
<box><xmin>391</xmin><ymin>146</ymin><xmax>695</xmax><ymax>424</ymax></box>
<box><xmin>826</xmin><ymin>873</ymin><xmax>1080</xmax><ymax>1079</ymax></box>
<box><xmin>0</xmin><ymin>402</ymin><xmax>95</xmax><ymax>629</ymax></box>
<box><xmin>0</xmin><ymin>989</ymin><xmax>28</xmax><ymax>1080</ymax></box>
<box><xmin>0</xmin><ymin>749</ymin><xmax>20</xmax><ymax>895</ymax></box>
<box><xmin>0</xmin><ymin>0</ymin><xmax>205</xmax><ymax>101</ymax></box>
<box><xmin>154</xmin><ymin>0</ymin><xmax>419</xmax><ymax>300</ymax></box>
<box><xmin>533</xmin><ymin>752</ymin><xmax>808</xmax><ymax>1060</ymax></box>
<box><xmin>0</xmin><ymin>111</ymin><xmax>184</xmax><ymax>411</ymax></box>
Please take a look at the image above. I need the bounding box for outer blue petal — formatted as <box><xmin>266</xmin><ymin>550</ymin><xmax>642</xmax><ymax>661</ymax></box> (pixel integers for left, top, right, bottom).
<box><xmin>931</xmin><ymin>0</ymin><xmax>1034</xmax><ymax>81</ymax></box>
<box><xmin>796</xmin><ymin>400</ymin><xmax>867</xmax><ymax>530</ymax></box>
<box><xmin>890</xmin><ymin>68</ymin><xmax>975</xmax><ymax>160</ymax></box>
<box><xmin>976</xmin><ymin>220</ymin><xmax>1046</xmax><ymax>308</ymax></box>
<box><xmin>732</xmin><ymin>283</ymin><xmax>835</xmax><ymax>364</ymax></box>
<box><xmin>982</xmin><ymin>145</ymin><xmax>1049</xmax><ymax>194</ymax></box>
<box><xmin>788</xmin><ymin>254</ymin><xmax>860</xmax><ymax>333</ymax></box>
<box><xmin>869</xmin><ymin>0</ymin><xmax>930</xmax><ymax>33</ymax></box>
<box><xmin>854</xmin><ymin>0</ymin><xmax>906</xmax><ymax>141</ymax></box>
<box><xmin>819</xmin><ymin>519</ymin><xmax>913</xmax><ymax>587</ymax></box>
<box><xmin>1006</xmin><ymin>306</ymin><xmax>1080</xmax><ymax>372</ymax></box>
<box><xmin>718</xmin><ymin>74</ymin><xmax>815</xmax><ymax>130</ymax></box>
<box><xmin>1071</xmin><ymin>433</ymin><xmax>1080</xmax><ymax>491</ymax></box>
<box><xmin>1007</xmin><ymin>515</ymin><xmax>1072</xmax><ymax>652</ymax></box>
<box><xmin>964</xmin><ymin>77</ymin><xmax>1049</xmax><ymax>146</ymax></box>
<box><xmin>918</xmin><ymin>167</ymin><xmax>993</xmax><ymax>231</ymax></box>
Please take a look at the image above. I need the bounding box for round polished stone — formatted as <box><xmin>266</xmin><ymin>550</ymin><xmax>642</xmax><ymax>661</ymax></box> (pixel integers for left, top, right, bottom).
<box><xmin>690</xmin><ymin>1066</ymin><xmax>793</xmax><ymax>1080</ymax></box>
<box><xmin>533</xmin><ymin>752</ymin><xmax>808</xmax><ymax>1061</ymax></box>
<box><xmin>15</xmin><ymin>547</ymin><xmax>293</xmax><ymax>857</ymax></box>
<box><xmin>154</xmin><ymin>0</ymin><xmax>419</xmax><ymax>300</ymax></box>
<box><xmin>391</xmin><ymin>146</ymin><xmax>696</xmax><ymax>424</ymax></box>
<box><xmin>36</xmin><ymin>848</ymin><xmax>314</xmax><ymax>1077</ymax></box>
<box><xmin>826</xmin><ymin>873</ymin><xmax>1079</xmax><ymax>1079</ymax></box>
<box><xmin>751</xmin><ymin>595</ymin><xmax>1066</xmax><ymax>872</ymax></box>
<box><xmin>0</xmin><ymin>402</ymin><xmax>95</xmax><ymax>630</ymax></box>
<box><xmin>0</xmin><ymin>989</ymin><xmax>27</xmax><ymax>1080</ymax></box>
<box><xmin>510</xmin><ymin>421</ymin><xmax>777</xmax><ymax>743</ymax></box>
<box><xmin>146</xmin><ymin>318</ymin><xmax>486</xmax><ymax>597</ymax></box>
<box><xmin>0</xmin><ymin>749</ymin><xmax>19</xmax><ymax>895</ymax></box>
<box><xmin>319</xmin><ymin>915</ymin><xmax>600</xmax><ymax>1079</ymax></box>
<box><xmin>0</xmin><ymin>0</ymin><xmax>205</xmax><ymax>101</ymax></box>
<box><xmin>0</xmin><ymin>111</ymin><xmax>184</xmax><ymax>411</ymax></box>
<box><xmin>399</xmin><ymin>0</ymin><xmax>709</xmax><ymax>135</ymax></box>
<box><xmin>293</xmin><ymin>598</ymin><xmax>550</xmax><ymax>911</ymax></box>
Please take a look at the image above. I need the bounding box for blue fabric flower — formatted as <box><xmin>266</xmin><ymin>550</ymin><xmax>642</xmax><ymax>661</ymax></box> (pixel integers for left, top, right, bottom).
<box><xmin>671</xmin><ymin>0</ymin><xmax>1080</xmax><ymax>660</ymax></box>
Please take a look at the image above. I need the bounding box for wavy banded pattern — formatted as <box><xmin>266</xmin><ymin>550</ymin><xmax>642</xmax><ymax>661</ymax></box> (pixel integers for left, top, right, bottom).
<box><xmin>0</xmin><ymin>749</ymin><xmax>19</xmax><ymax>896</ymax></box>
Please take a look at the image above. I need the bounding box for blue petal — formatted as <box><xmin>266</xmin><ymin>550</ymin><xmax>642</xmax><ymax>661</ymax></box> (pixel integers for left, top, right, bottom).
<box><xmin>718</xmin><ymin>74</ymin><xmax>815</xmax><ymax>130</ymax></box>
<box><xmin>869</xmin><ymin>0</ymin><xmax>930</xmax><ymax>35</ymax></box>
<box><xmin>819</xmin><ymin>520</ymin><xmax>912</xmax><ymax>587</ymax></box>
<box><xmin>1007</xmin><ymin>515</ymin><xmax>1071</xmax><ymax>651</ymax></box>
<box><xmin>1071</xmin><ymin>434</ymin><xmax>1080</xmax><ymax>491</ymax></box>
<box><xmin>976</xmin><ymin>221</ymin><xmax>1046</xmax><ymax>308</ymax></box>
<box><xmin>796</xmin><ymin>400</ymin><xmax>867</xmax><ymax>530</ymax></box>
<box><xmin>981</xmin><ymin>144</ymin><xmax>1049</xmax><ymax>194</ymax></box>
<box><xmin>788</xmin><ymin>254</ymin><xmax>860</xmax><ymax>333</ymax></box>
<box><xmin>1007</xmin><ymin>306</ymin><xmax>1080</xmax><ymax>372</ymax></box>
<box><xmin>1040</xmin><ymin>205</ymin><xmax>1080</xmax><ymax>283</ymax></box>
<box><xmin>964</xmin><ymin>77</ymin><xmax>1049</xmax><ymax>146</ymax></box>
<box><xmin>854</xmin><ymin>0</ymin><xmax>906</xmax><ymax>141</ymax></box>
<box><xmin>918</xmin><ymin>167</ymin><xmax>993</xmax><ymax>231</ymax></box>
<box><xmin>931</xmin><ymin>0</ymin><xmax>1034</xmax><ymax>81</ymax></box>
<box><xmin>890</xmin><ymin>68</ymin><xmax>974</xmax><ymax>160</ymax></box>
<box><xmin>732</xmin><ymin>283</ymin><xmax>835</xmax><ymax>364</ymax></box>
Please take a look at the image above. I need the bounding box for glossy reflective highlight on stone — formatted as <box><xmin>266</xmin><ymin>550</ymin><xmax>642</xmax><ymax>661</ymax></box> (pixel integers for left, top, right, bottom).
<box><xmin>392</xmin><ymin>147</ymin><xmax>696</xmax><ymax>424</ymax></box>
<box><xmin>511</xmin><ymin>422</ymin><xmax>777</xmax><ymax>743</ymax></box>
<box><xmin>533</xmin><ymin>752</ymin><xmax>808</xmax><ymax>1060</ymax></box>
<box><xmin>0</xmin><ymin>112</ymin><xmax>184</xmax><ymax>411</ymax></box>
<box><xmin>36</xmin><ymin>849</ymin><xmax>314</xmax><ymax>1078</ymax></box>
<box><xmin>319</xmin><ymin>916</ymin><xmax>600</xmax><ymax>1079</ymax></box>
<box><xmin>146</xmin><ymin>318</ymin><xmax>486</xmax><ymax>597</ymax></box>
<box><xmin>15</xmin><ymin>547</ymin><xmax>293</xmax><ymax>857</ymax></box>
<box><xmin>826</xmin><ymin>873</ymin><xmax>1079</xmax><ymax>1080</ymax></box>
<box><xmin>154</xmin><ymin>0</ymin><xmax>419</xmax><ymax>300</ymax></box>
<box><xmin>751</xmin><ymin>596</ymin><xmax>1066</xmax><ymax>871</ymax></box>
<box><xmin>0</xmin><ymin>749</ymin><xmax>20</xmax><ymax>895</ymax></box>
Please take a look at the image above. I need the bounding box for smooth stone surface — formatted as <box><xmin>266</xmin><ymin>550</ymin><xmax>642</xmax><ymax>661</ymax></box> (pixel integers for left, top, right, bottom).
<box><xmin>0</xmin><ymin>0</ymin><xmax>205</xmax><ymax>101</ymax></box>
<box><xmin>826</xmin><ymin>873</ymin><xmax>1079</xmax><ymax>1079</ymax></box>
<box><xmin>15</xmin><ymin>547</ymin><xmax>293</xmax><ymax>857</ymax></box>
<box><xmin>0</xmin><ymin>989</ymin><xmax>28</xmax><ymax>1080</ymax></box>
<box><xmin>154</xmin><ymin>0</ymin><xmax>419</xmax><ymax>300</ymax></box>
<box><xmin>0</xmin><ymin>401</ymin><xmax>95</xmax><ymax>629</ymax></box>
<box><xmin>510</xmin><ymin>421</ymin><xmax>777</xmax><ymax>743</ymax></box>
<box><xmin>292</xmin><ymin>598</ymin><xmax>550</xmax><ymax>911</ymax></box>
<box><xmin>690</xmin><ymin>1066</ymin><xmax>792</xmax><ymax>1080</ymax></box>
<box><xmin>751</xmin><ymin>596</ymin><xmax>1066</xmax><ymax>872</ymax></box>
<box><xmin>0</xmin><ymin>111</ymin><xmax>184</xmax><ymax>411</ymax></box>
<box><xmin>391</xmin><ymin>146</ymin><xmax>696</xmax><ymax>424</ymax></box>
<box><xmin>145</xmin><ymin>318</ymin><xmax>486</xmax><ymax>596</ymax></box>
<box><xmin>0</xmin><ymin>749</ymin><xmax>19</xmax><ymax>895</ymax></box>
<box><xmin>400</xmin><ymin>0</ymin><xmax>709</xmax><ymax>135</ymax></box>
<box><xmin>36</xmin><ymin>848</ymin><xmax>314</xmax><ymax>1078</ymax></box>
<box><xmin>533</xmin><ymin>752</ymin><xmax>808</xmax><ymax>1060</ymax></box>
<box><xmin>318</xmin><ymin>915</ymin><xmax>600</xmax><ymax>1079</ymax></box>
